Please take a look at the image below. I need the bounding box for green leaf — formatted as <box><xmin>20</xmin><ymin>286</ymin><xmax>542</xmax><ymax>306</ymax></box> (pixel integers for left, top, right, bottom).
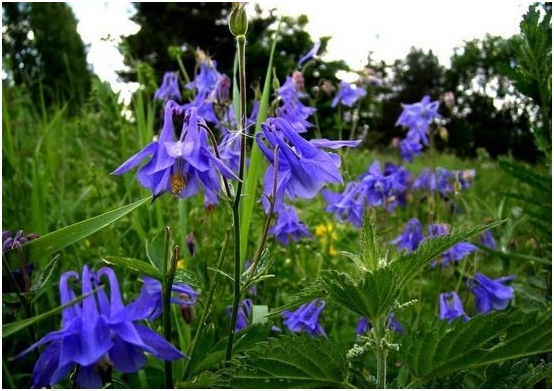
<box><xmin>402</xmin><ymin>309</ymin><xmax>551</xmax><ymax>385</ymax></box>
<box><xmin>174</xmin><ymin>269</ymin><xmax>203</xmax><ymax>292</ymax></box>
<box><xmin>22</xmin><ymin>197</ymin><xmax>150</xmax><ymax>263</ymax></box>
<box><xmin>480</xmin><ymin>358</ymin><xmax>552</xmax><ymax>388</ymax></box>
<box><xmin>320</xmin><ymin>268</ymin><xmax>399</xmax><ymax>320</ymax></box>
<box><xmin>101</xmin><ymin>255</ymin><xmax>163</xmax><ymax>280</ymax></box>
<box><xmin>391</xmin><ymin>220</ymin><xmax>506</xmax><ymax>289</ymax></box>
<box><xmin>145</xmin><ymin>230</ymin><xmax>167</xmax><ymax>270</ymax></box>
<box><xmin>3</xmin><ymin>288</ymin><xmax>97</xmax><ymax>339</ymax></box>
<box><xmin>228</xmin><ymin>334</ymin><xmax>351</xmax><ymax>388</ymax></box>
<box><xmin>359</xmin><ymin>212</ymin><xmax>381</xmax><ymax>270</ymax></box>
<box><xmin>30</xmin><ymin>254</ymin><xmax>60</xmax><ymax>293</ymax></box>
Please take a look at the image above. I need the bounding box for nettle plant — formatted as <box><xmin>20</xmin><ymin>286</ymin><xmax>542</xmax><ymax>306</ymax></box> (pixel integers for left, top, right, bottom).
<box><xmin>4</xmin><ymin>4</ymin><xmax>551</xmax><ymax>389</ymax></box>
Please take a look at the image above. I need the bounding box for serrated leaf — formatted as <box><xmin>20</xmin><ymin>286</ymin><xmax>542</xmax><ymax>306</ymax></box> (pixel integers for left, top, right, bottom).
<box><xmin>480</xmin><ymin>358</ymin><xmax>551</xmax><ymax>388</ymax></box>
<box><xmin>402</xmin><ymin>309</ymin><xmax>551</xmax><ymax>385</ymax></box>
<box><xmin>189</xmin><ymin>323</ymin><xmax>274</xmax><ymax>375</ymax></box>
<box><xmin>359</xmin><ymin>213</ymin><xmax>381</xmax><ymax>270</ymax></box>
<box><xmin>174</xmin><ymin>269</ymin><xmax>203</xmax><ymax>291</ymax></box>
<box><xmin>391</xmin><ymin>220</ymin><xmax>505</xmax><ymax>289</ymax></box>
<box><xmin>19</xmin><ymin>197</ymin><xmax>150</xmax><ymax>263</ymax></box>
<box><xmin>101</xmin><ymin>256</ymin><xmax>162</xmax><ymax>280</ymax></box>
<box><xmin>320</xmin><ymin>268</ymin><xmax>399</xmax><ymax>320</ymax></box>
<box><xmin>228</xmin><ymin>334</ymin><xmax>350</xmax><ymax>388</ymax></box>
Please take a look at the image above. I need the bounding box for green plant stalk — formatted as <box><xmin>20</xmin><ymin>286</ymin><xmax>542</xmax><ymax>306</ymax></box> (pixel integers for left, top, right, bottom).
<box><xmin>373</xmin><ymin>319</ymin><xmax>388</xmax><ymax>389</ymax></box>
<box><xmin>238</xmin><ymin>18</ymin><xmax>282</xmax><ymax>269</ymax></box>
<box><xmin>183</xmin><ymin>228</ymin><xmax>230</xmax><ymax>379</ymax></box>
<box><xmin>225</xmin><ymin>33</ymin><xmax>247</xmax><ymax>366</ymax></box>
<box><xmin>161</xmin><ymin>227</ymin><xmax>175</xmax><ymax>388</ymax></box>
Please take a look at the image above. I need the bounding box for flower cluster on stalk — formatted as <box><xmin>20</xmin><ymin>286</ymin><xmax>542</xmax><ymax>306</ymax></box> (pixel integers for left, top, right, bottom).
<box><xmin>14</xmin><ymin>265</ymin><xmax>191</xmax><ymax>388</ymax></box>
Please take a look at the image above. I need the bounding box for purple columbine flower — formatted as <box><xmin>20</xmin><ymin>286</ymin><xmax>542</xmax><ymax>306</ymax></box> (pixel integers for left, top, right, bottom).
<box><xmin>276</xmin><ymin>73</ymin><xmax>316</xmax><ymax>133</ymax></box>
<box><xmin>390</xmin><ymin>218</ymin><xmax>425</xmax><ymax>251</ymax></box>
<box><xmin>297</xmin><ymin>41</ymin><xmax>321</xmax><ymax>67</ymax></box>
<box><xmin>322</xmin><ymin>181</ymin><xmax>366</xmax><ymax>227</ymax></box>
<box><xmin>154</xmin><ymin>72</ymin><xmax>181</xmax><ymax>102</ymax></box>
<box><xmin>14</xmin><ymin>265</ymin><xmax>184</xmax><ymax>388</ymax></box>
<box><xmin>469</xmin><ymin>273</ymin><xmax>515</xmax><ymax>314</ymax></box>
<box><xmin>427</xmin><ymin>223</ymin><xmax>477</xmax><ymax>267</ymax></box>
<box><xmin>185</xmin><ymin>57</ymin><xmax>222</xmax><ymax>96</ymax></box>
<box><xmin>331</xmin><ymin>81</ymin><xmax>366</xmax><ymax>108</ymax></box>
<box><xmin>269</xmin><ymin>204</ymin><xmax>312</xmax><ymax>245</ymax></box>
<box><xmin>438</xmin><ymin>291</ymin><xmax>470</xmax><ymax>322</ymax></box>
<box><xmin>112</xmin><ymin>102</ymin><xmax>237</xmax><ymax>201</ymax></box>
<box><xmin>227</xmin><ymin>298</ymin><xmax>253</xmax><ymax>332</ymax></box>
<box><xmin>127</xmin><ymin>276</ymin><xmax>199</xmax><ymax>322</ymax></box>
<box><xmin>479</xmin><ymin>229</ymin><xmax>497</xmax><ymax>249</ymax></box>
<box><xmin>395</xmin><ymin>95</ymin><xmax>441</xmax><ymax>147</ymax></box>
<box><xmin>256</xmin><ymin>117</ymin><xmax>360</xmax><ymax>211</ymax></box>
<box><xmin>399</xmin><ymin>137</ymin><xmax>423</xmax><ymax>162</ymax></box>
<box><xmin>282</xmin><ymin>299</ymin><xmax>326</xmax><ymax>337</ymax></box>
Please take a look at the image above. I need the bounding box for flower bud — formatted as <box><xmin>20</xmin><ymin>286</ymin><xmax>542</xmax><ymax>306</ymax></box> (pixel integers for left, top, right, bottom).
<box><xmin>229</xmin><ymin>3</ymin><xmax>248</xmax><ymax>37</ymax></box>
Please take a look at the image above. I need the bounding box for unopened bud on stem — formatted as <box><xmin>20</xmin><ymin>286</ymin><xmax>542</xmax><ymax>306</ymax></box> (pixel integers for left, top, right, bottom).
<box><xmin>229</xmin><ymin>3</ymin><xmax>248</xmax><ymax>37</ymax></box>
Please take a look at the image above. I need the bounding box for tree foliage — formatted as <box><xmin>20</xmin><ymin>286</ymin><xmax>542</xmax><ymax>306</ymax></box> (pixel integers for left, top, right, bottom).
<box><xmin>2</xmin><ymin>2</ymin><xmax>92</xmax><ymax>110</ymax></box>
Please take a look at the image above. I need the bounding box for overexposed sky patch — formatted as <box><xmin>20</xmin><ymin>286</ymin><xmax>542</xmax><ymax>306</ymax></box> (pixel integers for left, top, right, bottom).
<box><xmin>68</xmin><ymin>1</ymin><xmax>527</xmax><ymax>92</ymax></box>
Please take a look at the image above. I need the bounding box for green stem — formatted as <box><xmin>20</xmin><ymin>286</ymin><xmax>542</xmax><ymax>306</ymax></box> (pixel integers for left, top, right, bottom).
<box><xmin>162</xmin><ymin>227</ymin><xmax>177</xmax><ymax>388</ymax></box>
<box><xmin>225</xmin><ymin>33</ymin><xmax>247</xmax><ymax>366</ymax></box>
<box><xmin>373</xmin><ymin>320</ymin><xmax>388</xmax><ymax>389</ymax></box>
<box><xmin>183</xmin><ymin>229</ymin><xmax>230</xmax><ymax>379</ymax></box>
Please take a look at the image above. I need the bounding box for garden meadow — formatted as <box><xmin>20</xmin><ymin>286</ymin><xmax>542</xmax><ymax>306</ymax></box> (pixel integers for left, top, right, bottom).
<box><xmin>2</xmin><ymin>3</ymin><xmax>551</xmax><ymax>389</ymax></box>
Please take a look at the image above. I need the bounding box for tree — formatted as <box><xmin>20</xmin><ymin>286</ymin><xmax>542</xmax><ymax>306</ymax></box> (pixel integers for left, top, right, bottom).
<box><xmin>2</xmin><ymin>2</ymin><xmax>92</xmax><ymax>110</ymax></box>
<box><xmin>444</xmin><ymin>34</ymin><xmax>538</xmax><ymax>161</ymax></box>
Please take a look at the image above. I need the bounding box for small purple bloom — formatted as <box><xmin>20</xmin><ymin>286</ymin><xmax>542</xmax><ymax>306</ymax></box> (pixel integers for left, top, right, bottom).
<box><xmin>356</xmin><ymin>317</ymin><xmax>371</xmax><ymax>334</ymax></box>
<box><xmin>14</xmin><ymin>265</ymin><xmax>184</xmax><ymax>388</ymax></box>
<box><xmin>154</xmin><ymin>72</ymin><xmax>181</xmax><ymax>102</ymax></box>
<box><xmin>469</xmin><ymin>273</ymin><xmax>516</xmax><ymax>314</ymax></box>
<box><xmin>227</xmin><ymin>298</ymin><xmax>253</xmax><ymax>332</ymax></box>
<box><xmin>282</xmin><ymin>299</ymin><xmax>326</xmax><ymax>337</ymax></box>
<box><xmin>269</xmin><ymin>204</ymin><xmax>312</xmax><ymax>245</ymax></box>
<box><xmin>322</xmin><ymin>182</ymin><xmax>366</xmax><ymax>227</ymax></box>
<box><xmin>395</xmin><ymin>95</ymin><xmax>441</xmax><ymax>147</ymax></box>
<box><xmin>128</xmin><ymin>276</ymin><xmax>199</xmax><ymax>321</ymax></box>
<box><xmin>439</xmin><ymin>291</ymin><xmax>470</xmax><ymax>322</ymax></box>
<box><xmin>331</xmin><ymin>81</ymin><xmax>366</xmax><ymax>108</ymax></box>
<box><xmin>479</xmin><ymin>229</ymin><xmax>497</xmax><ymax>249</ymax></box>
<box><xmin>390</xmin><ymin>218</ymin><xmax>425</xmax><ymax>251</ymax></box>
<box><xmin>298</xmin><ymin>41</ymin><xmax>321</xmax><ymax>67</ymax></box>
<box><xmin>427</xmin><ymin>223</ymin><xmax>477</xmax><ymax>267</ymax></box>
<box><xmin>276</xmin><ymin>73</ymin><xmax>316</xmax><ymax>133</ymax></box>
<box><xmin>399</xmin><ymin>137</ymin><xmax>423</xmax><ymax>162</ymax></box>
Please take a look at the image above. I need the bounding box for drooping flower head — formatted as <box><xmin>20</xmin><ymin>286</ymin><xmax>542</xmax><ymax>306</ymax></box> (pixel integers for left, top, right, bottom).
<box><xmin>479</xmin><ymin>229</ymin><xmax>497</xmax><ymax>249</ymax></box>
<box><xmin>469</xmin><ymin>273</ymin><xmax>515</xmax><ymax>314</ymax></box>
<box><xmin>128</xmin><ymin>276</ymin><xmax>199</xmax><ymax>321</ymax></box>
<box><xmin>297</xmin><ymin>41</ymin><xmax>321</xmax><ymax>67</ymax></box>
<box><xmin>256</xmin><ymin>117</ymin><xmax>360</xmax><ymax>212</ymax></box>
<box><xmin>438</xmin><ymin>291</ymin><xmax>470</xmax><ymax>323</ymax></box>
<box><xmin>14</xmin><ymin>265</ymin><xmax>184</xmax><ymax>388</ymax></box>
<box><xmin>282</xmin><ymin>299</ymin><xmax>326</xmax><ymax>337</ymax></box>
<box><xmin>154</xmin><ymin>72</ymin><xmax>182</xmax><ymax>102</ymax></box>
<box><xmin>269</xmin><ymin>204</ymin><xmax>312</xmax><ymax>245</ymax></box>
<box><xmin>395</xmin><ymin>95</ymin><xmax>441</xmax><ymax>161</ymax></box>
<box><xmin>390</xmin><ymin>218</ymin><xmax>425</xmax><ymax>251</ymax></box>
<box><xmin>322</xmin><ymin>182</ymin><xmax>366</xmax><ymax>227</ymax></box>
<box><xmin>276</xmin><ymin>74</ymin><xmax>316</xmax><ymax>133</ymax></box>
<box><xmin>226</xmin><ymin>298</ymin><xmax>253</xmax><ymax>332</ymax></box>
<box><xmin>112</xmin><ymin>102</ymin><xmax>237</xmax><ymax>202</ymax></box>
<box><xmin>427</xmin><ymin>223</ymin><xmax>477</xmax><ymax>267</ymax></box>
<box><xmin>331</xmin><ymin>81</ymin><xmax>366</xmax><ymax>108</ymax></box>
<box><xmin>3</xmin><ymin>230</ymin><xmax>39</xmax><ymax>293</ymax></box>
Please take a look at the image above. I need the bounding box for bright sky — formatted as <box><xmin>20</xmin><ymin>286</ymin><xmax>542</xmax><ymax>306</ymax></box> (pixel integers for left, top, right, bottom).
<box><xmin>68</xmin><ymin>1</ymin><xmax>528</xmax><ymax>93</ymax></box>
